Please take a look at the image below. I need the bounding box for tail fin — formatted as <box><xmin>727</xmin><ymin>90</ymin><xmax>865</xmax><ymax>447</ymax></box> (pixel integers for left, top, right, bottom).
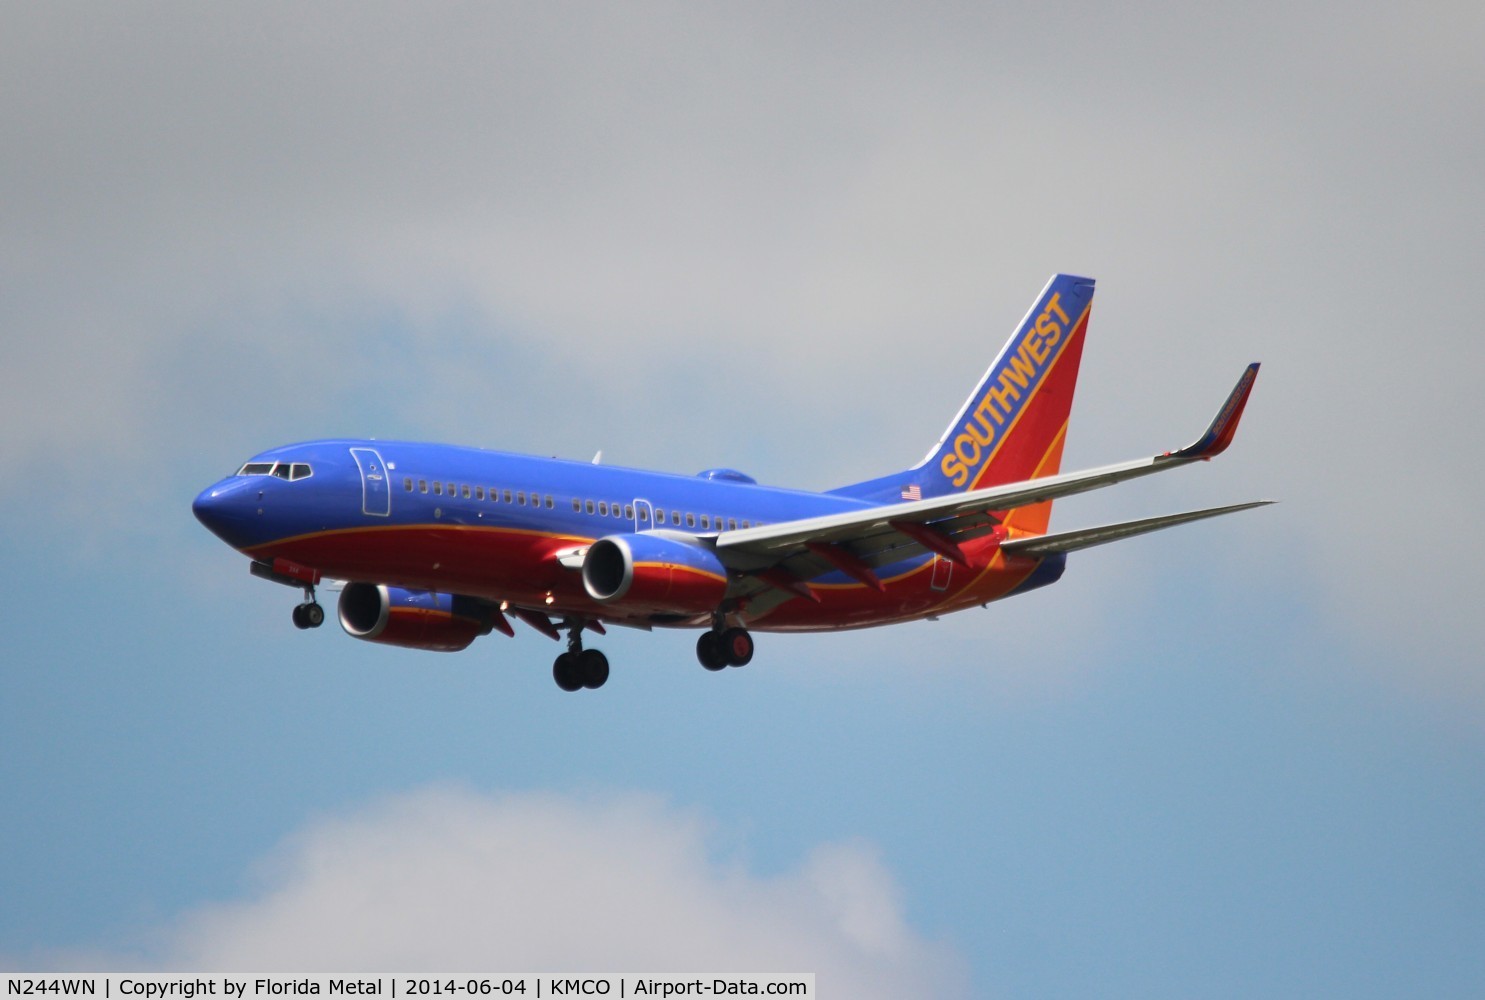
<box><xmin>830</xmin><ymin>274</ymin><xmax>1094</xmax><ymax>534</ymax></box>
<box><xmin>927</xmin><ymin>274</ymin><xmax>1096</xmax><ymax>535</ymax></box>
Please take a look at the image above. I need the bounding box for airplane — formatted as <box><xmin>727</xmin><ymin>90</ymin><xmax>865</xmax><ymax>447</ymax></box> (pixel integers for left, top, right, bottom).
<box><xmin>193</xmin><ymin>274</ymin><xmax>1270</xmax><ymax>692</ymax></box>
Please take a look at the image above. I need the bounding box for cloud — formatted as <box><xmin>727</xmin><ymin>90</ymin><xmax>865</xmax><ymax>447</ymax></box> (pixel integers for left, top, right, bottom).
<box><xmin>63</xmin><ymin>787</ymin><xmax>965</xmax><ymax>995</ymax></box>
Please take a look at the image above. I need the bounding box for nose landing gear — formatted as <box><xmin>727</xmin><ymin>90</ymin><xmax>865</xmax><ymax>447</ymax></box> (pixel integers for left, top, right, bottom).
<box><xmin>291</xmin><ymin>598</ymin><xmax>325</xmax><ymax>629</ymax></box>
<box><xmin>289</xmin><ymin>579</ymin><xmax>324</xmax><ymax>629</ymax></box>
<box><xmin>249</xmin><ymin>559</ymin><xmax>325</xmax><ymax>631</ymax></box>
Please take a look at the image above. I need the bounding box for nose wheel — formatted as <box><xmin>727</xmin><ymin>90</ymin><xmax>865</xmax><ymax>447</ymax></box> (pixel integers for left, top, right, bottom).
<box><xmin>554</xmin><ymin>619</ymin><xmax>608</xmax><ymax>691</ymax></box>
<box><xmin>697</xmin><ymin>626</ymin><xmax>753</xmax><ymax>670</ymax></box>
<box><xmin>292</xmin><ymin>601</ymin><xmax>325</xmax><ymax>629</ymax></box>
<box><xmin>291</xmin><ymin>582</ymin><xmax>324</xmax><ymax>630</ymax></box>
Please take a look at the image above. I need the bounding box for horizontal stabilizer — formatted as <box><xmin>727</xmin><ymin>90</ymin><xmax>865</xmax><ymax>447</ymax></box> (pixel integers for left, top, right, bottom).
<box><xmin>999</xmin><ymin>501</ymin><xmax>1274</xmax><ymax>557</ymax></box>
<box><xmin>717</xmin><ymin>365</ymin><xmax>1263</xmax><ymax>569</ymax></box>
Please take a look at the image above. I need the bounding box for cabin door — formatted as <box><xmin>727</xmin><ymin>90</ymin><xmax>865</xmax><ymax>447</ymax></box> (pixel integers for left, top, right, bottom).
<box><xmin>349</xmin><ymin>447</ymin><xmax>391</xmax><ymax>517</ymax></box>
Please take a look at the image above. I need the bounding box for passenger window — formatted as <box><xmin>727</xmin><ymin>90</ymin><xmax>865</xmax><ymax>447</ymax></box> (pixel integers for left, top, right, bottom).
<box><xmin>598</xmin><ymin>502</ymin><xmax>608</xmax><ymax>516</ymax></box>
<box><xmin>503</xmin><ymin>490</ymin><xmax>512</xmax><ymax>504</ymax></box>
<box><xmin>403</xmin><ymin>477</ymin><xmax>413</xmax><ymax>492</ymax></box>
<box><xmin>545</xmin><ymin>495</ymin><xmax>554</xmax><ymax>509</ymax></box>
<box><xmin>488</xmin><ymin>487</ymin><xmax>497</xmax><ymax>500</ymax></box>
<box><xmin>613</xmin><ymin>504</ymin><xmax>623</xmax><ymax>518</ymax></box>
<box><xmin>655</xmin><ymin>508</ymin><xmax>665</xmax><ymax>522</ymax></box>
<box><xmin>728</xmin><ymin>518</ymin><xmax>737</xmax><ymax>531</ymax></box>
<box><xmin>639</xmin><ymin>508</ymin><xmax>649</xmax><ymax>522</ymax></box>
<box><xmin>461</xmin><ymin>485</ymin><xmax>471</xmax><ymax>499</ymax></box>
<box><xmin>419</xmin><ymin>479</ymin><xmax>428</xmax><ymax>494</ymax></box>
<box><xmin>433</xmin><ymin>482</ymin><xmax>443</xmax><ymax>496</ymax></box>
<box><xmin>624</xmin><ymin>504</ymin><xmax>634</xmax><ymax>519</ymax></box>
<box><xmin>700</xmin><ymin>515</ymin><xmax>710</xmax><ymax>529</ymax></box>
<box><xmin>517</xmin><ymin>491</ymin><xmax>526</xmax><ymax>506</ymax></box>
<box><xmin>742</xmin><ymin>520</ymin><xmax>750</xmax><ymax>529</ymax></box>
<box><xmin>572</xmin><ymin>498</ymin><xmax>581</xmax><ymax>512</ymax></box>
<box><xmin>475</xmin><ymin>486</ymin><xmax>485</xmax><ymax>500</ymax></box>
<box><xmin>585</xmin><ymin>500</ymin><xmax>595</xmax><ymax>514</ymax></box>
<box><xmin>672</xmin><ymin>511</ymin><xmax>681</xmax><ymax>525</ymax></box>
<box><xmin>686</xmin><ymin>513</ymin><xmax>696</xmax><ymax>528</ymax></box>
<box><xmin>446</xmin><ymin>483</ymin><xmax>455</xmax><ymax>496</ymax></box>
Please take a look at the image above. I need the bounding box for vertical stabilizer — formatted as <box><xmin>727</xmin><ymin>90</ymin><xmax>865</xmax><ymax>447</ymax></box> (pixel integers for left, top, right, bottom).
<box><xmin>830</xmin><ymin>274</ymin><xmax>1094</xmax><ymax>535</ymax></box>
<box><xmin>926</xmin><ymin>274</ymin><xmax>1092</xmax><ymax>533</ymax></box>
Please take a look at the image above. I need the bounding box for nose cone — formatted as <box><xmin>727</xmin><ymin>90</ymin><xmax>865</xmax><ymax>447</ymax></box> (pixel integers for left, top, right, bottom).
<box><xmin>193</xmin><ymin>479</ymin><xmax>260</xmax><ymax>548</ymax></box>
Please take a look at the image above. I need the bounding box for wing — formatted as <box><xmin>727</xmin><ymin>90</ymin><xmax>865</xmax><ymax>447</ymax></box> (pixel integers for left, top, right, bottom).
<box><xmin>714</xmin><ymin>364</ymin><xmax>1263</xmax><ymax>594</ymax></box>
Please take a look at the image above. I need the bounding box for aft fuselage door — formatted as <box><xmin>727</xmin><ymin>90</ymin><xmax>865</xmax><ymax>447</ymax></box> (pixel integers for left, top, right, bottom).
<box><xmin>349</xmin><ymin>447</ymin><xmax>391</xmax><ymax>517</ymax></box>
<box><xmin>930</xmin><ymin>553</ymin><xmax>953</xmax><ymax>592</ymax></box>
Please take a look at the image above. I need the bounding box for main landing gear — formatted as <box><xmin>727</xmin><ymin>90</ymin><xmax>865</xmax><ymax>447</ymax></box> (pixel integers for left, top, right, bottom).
<box><xmin>696</xmin><ymin>625</ymin><xmax>754</xmax><ymax>671</ymax></box>
<box><xmin>553</xmin><ymin>619</ymin><xmax>609</xmax><ymax>692</ymax></box>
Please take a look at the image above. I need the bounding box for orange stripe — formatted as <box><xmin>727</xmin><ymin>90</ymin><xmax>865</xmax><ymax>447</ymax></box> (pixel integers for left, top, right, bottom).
<box><xmin>244</xmin><ymin>521</ymin><xmax>592</xmax><ymax>559</ymax></box>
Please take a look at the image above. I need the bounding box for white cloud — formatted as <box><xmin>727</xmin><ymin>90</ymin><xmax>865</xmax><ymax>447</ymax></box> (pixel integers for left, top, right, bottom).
<box><xmin>69</xmin><ymin>787</ymin><xmax>965</xmax><ymax>995</ymax></box>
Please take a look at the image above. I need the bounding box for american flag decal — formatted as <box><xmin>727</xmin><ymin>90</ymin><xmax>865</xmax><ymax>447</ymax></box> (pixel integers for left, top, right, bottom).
<box><xmin>900</xmin><ymin>484</ymin><xmax>922</xmax><ymax>501</ymax></box>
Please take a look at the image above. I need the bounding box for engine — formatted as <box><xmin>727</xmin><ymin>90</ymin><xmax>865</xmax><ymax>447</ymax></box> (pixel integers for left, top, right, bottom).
<box><xmin>337</xmin><ymin>582</ymin><xmax>490</xmax><ymax>652</ymax></box>
<box><xmin>582</xmin><ymin>532</ymin><xmax>729</xmax><ymax>616</ymax></box>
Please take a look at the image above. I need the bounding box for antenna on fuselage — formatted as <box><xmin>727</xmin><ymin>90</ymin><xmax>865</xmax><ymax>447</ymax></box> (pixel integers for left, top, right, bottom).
<box><xmin>592</xmin><ymin>450</ymin><xmax>603</xmax><ymax>464</ymax></box>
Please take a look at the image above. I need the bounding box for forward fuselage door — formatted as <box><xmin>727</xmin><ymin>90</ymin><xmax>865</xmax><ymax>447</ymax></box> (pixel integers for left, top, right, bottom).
<box><xmin>349</xmin><ymin>447</ymin><xmax>391</xmax><ymax>517</ymax></box>
<box><xmin>930</xmin><ymin>553</ymin><xmax>953</xmax><ymax>592</ymax></box>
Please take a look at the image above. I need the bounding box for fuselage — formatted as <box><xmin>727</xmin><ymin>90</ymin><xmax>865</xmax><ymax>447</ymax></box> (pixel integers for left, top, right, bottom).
<box><xmin>192</xmin><ymin>438</ymin><xmax>1063</xmax><ymax>633</ymax></box>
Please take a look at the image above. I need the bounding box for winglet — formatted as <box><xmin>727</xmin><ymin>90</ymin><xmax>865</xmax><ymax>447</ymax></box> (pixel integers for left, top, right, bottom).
<box><xmin>1170</xmin><ymin>363</ymin><xmax>1260</xmax><ymax>460</ymax></box>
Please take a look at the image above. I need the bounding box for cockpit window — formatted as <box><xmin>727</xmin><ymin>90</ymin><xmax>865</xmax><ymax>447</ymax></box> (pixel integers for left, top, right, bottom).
<box><xmin>235</xmin><ymin>461</ymin><xmax>313</xmax><ymax>480</ymax></box>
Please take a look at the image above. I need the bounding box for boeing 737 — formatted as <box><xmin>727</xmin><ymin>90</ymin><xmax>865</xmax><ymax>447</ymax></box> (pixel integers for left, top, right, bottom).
<box><xmin>193</xmin><ymin>274</ymin><xmax>1269</xmax><ymax>691</ymax></box>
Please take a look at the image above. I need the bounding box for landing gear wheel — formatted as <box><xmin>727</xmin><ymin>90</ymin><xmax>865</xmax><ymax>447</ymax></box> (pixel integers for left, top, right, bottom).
<box><xmin>721</xmin><ymin>626</ymin><xmax>753</xmax><ymax>667</ymax></box>
<box><xmin>291</xmin><ymin>603</ymin><xmax>324</xmax><ymax>630</ymax></box>
<box><xmin>578</xmin><ymin>649</ymin><xmax>610</xmax><ymax>689</ymax></box>
<box><xmin>553</xmin><ymin>652</ymin><xmax>584</xmax><ymax>692</ymax></box>
<box><xmin>696</xmin><ymin>631</ymin><xmax>728</xmax><ymax>671</ymax></box>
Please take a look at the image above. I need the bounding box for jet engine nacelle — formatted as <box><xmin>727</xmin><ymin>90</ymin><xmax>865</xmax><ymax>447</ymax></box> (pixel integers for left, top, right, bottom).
<box><xmin>338</xmin><ymin>582</ymin><xmax>489</xmax><ymax>652</ymax></box>
<box><xmin>582</xmin><ymin>533</ymin><xmax>728</xmax><ymax>616</ymax></box>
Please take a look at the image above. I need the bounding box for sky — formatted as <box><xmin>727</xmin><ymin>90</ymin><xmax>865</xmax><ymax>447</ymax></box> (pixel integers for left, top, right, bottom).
<box><xmin>2</xmin><ymin>1</ymin><xmax>1482</xmax><ymax>995</ymax></box>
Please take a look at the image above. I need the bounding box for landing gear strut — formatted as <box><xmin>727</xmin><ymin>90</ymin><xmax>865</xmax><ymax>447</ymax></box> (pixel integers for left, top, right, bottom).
<box><xmin>697</xmin><ymin>625</ymin><xmax>753</xmax><ymax>671</ymax></box>
<box><xmin>554</xmin><ymin>619</ymin><xmax>608</xmax><ymax>691</ymax></box>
